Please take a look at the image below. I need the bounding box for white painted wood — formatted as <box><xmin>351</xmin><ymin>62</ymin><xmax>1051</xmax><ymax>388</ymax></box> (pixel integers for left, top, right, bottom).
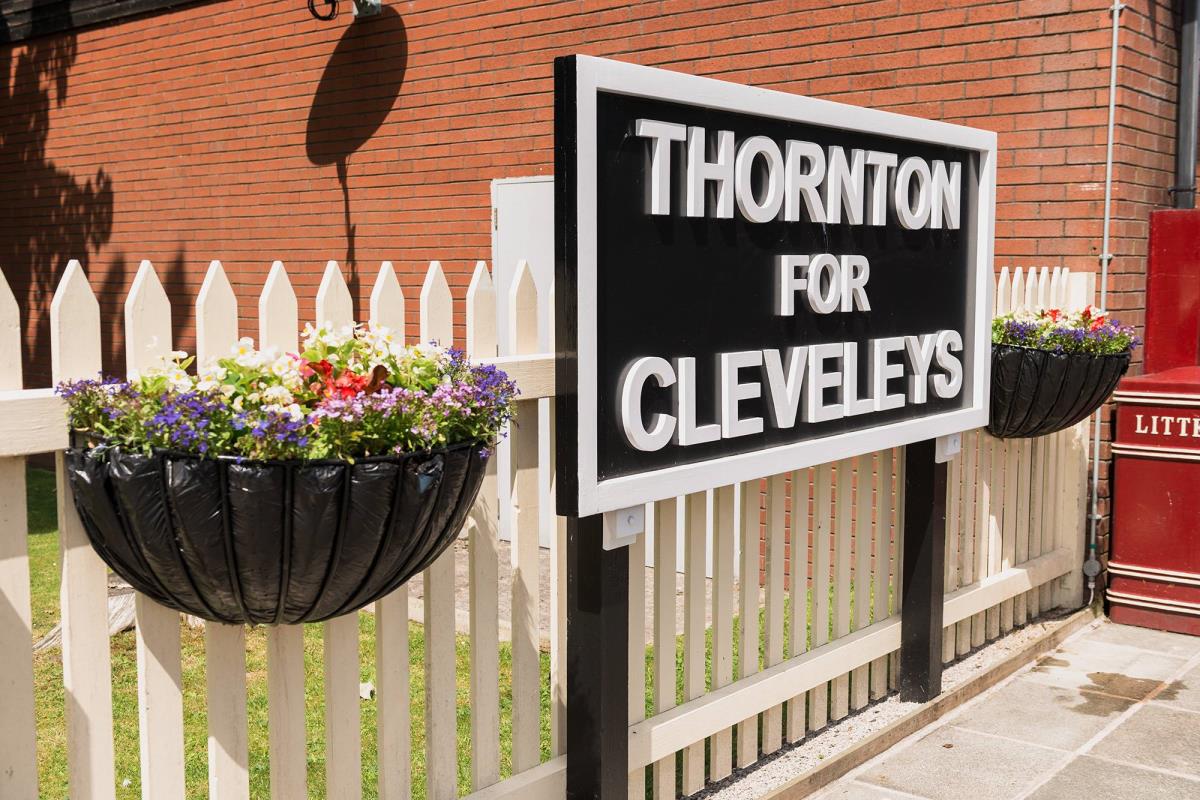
<box><xmin>505</xmin><ymin>259</ymin><xmax>542</xmax><ymax>773</ymax></box>
<box><xmin>370</xmin><ymin>262</ymin><xmax>406</xmax><ymax>336</ymax></box>
<box><xmin>890</xmin><ymin>448</ymin><xmax>905</xmax><ymax>690</ymax></box>
<box><xmin>206</xmin><ymin>624</ymin><xmax>249</xmax><ymax>800</ymax></box>
<box><xmin>709</xmin><ymin>484</ymin><xmax>735</xmax><ymax>780</ymax></box>
<box><xmin>324</xmin><ymin>615</ymin><xmax>362</xmax><ymax>800</ymax></box>
<box><xmin>629</xmin><ymin>616</ymin><xmax>901</xmax><ymax>770</ymax></box>
<box><xmin>0</xmin><ymin>288</ymin><xmax>32</xmax><ymax>798</ymax></box>
<box><xmin>124</xmin><ymin>260</ymin><xmax>187</xmax><ymax>800</ymax></box>
<box><xmin>376</xmin><ymin>590</ymin><xmax>412</xmax><ymax>800</ymax></box>
<box><xmin>195</xmin><ymin>260</ymin><xmax>252</xmax><ymax>800</ymax></box>
<box><xmin>461</xmin><ymin>755</ymin><xmax>565</xmax><ymax>800</ymax></box>
<box><xmin>808</xmin><ymin>463</ymin><xmax>832</xmax><ymax>730</ymax></box>
<box><xmin>483</xmin><ymin>354</ymin><xmax>554</xmax><ymax>399</ymax></box>
<box><xmin>51</xmin><ymin>261</ymin><xmax>116</xmax><ymax>800</ymax></box>
<box><xmin>0</xmin><ymin>389</ymin><xmax>68</xmax><ymax>456</ymax></box>
<box><xmin>972</xmin><ymin>433</ymin><xmax>990</xmax><ymax>649</ymax></box>
<box><xmin>420</xmin><ymin>261</ymin><xmax>460</xmax><ymax>799</ymax></box>
<box><xmin>628</xmin><ymin>545</ymin><xmax>1075</xmax><ymax>772</ymax></box>
<box><xmin>681</xmin><ymin>491</ymin><xmax>706</xmax><ymax>794</ymax></box>
<box><xmin>267</xmin><ymin>625</ymin><xmax>307</xmax><ymax>800</ymax></box>
<box><xmin>628</xmin><ymin>533</ymin><xmax>647</xmax><ymax>799</ymax></box>
<box><xmin>548</xmin><ymin>407</ymin><xmax>568</xmax><ymax>757</ymax></box>
<box><xmin>259</xmin><ymin>262</ymin><xmax>300</xmax><ymax>352</ymax></box>
<box><xmin>652</xmin><ymin>498</ymin><xmax>677</xmax><ymax>799</ymax></box>
<box><xmin>870</xmin><ymin>450</ymin><xmax>892</xmax><ymax>700</ymax></box>
<box><xmin>831</xmin><ymin>459</ymin><xmax>853</xmax><ymax>720</ymax></box>
<box><xmin>957</xmin><ymin>433</ymin><xmax>977</xmax><ymax>657</ymax></box>
<box><xmin>367</xmin><ymin>261</ymin><xmax>410</xmax><ymax>796</ymax></box>
<box><xmin>257</xmin><ymin>262</ymin><xmax>307</xmax><ymax>800</ymax></box>
<box><xmin>314</xmin><ymin>262</ymin><xmax>364</xmax><ymax>800</ymax></box>
<box><xmin>763</xmin><ymin>473</ymin><xmax>786</xmax><ymax>752</ymax></box>
<box><xmin>787</xmin><ymin>468</ymin><xmax>811</xmax><ymax>741</ymax></box>
<box><xmin>1014</xmin><ymin>436</ymin><xmax>1033</xmax><ymax>626</ymax></box>
<box><xmin>491</xmin><ymin>177</ymin><xmax>555</xmax><ymax>356</ymax></box>
<box><xmin>736</xmin><ymin>481</ymin><xmax>760</xmax><ymax>768</ymax></box>
<box><xmin>316</xmin><ymin>260</ymin><xmax>355</xmax><ymax>325</ymax></box>
<box><xmin>466</xmin><ymin>263</ymin><xmax>502</xmax><ymax>790</ymax></box>
<box><xmin>0</xmin><ymin>456</ymin><xmax>37</xmax><ymax>800</ymax></box>
<box><xmin>1000</xmin><ymin>435</ymin><xmax>1017</xmax><ymax>633</ymax></box>
<box><xmin>852</xmin><ymin>455</ymin><xmax>874</xmax><ymax>702</ymax></box>
<box><xmin>943</xmin><ymin>446</ymin><xmax>961</xmax><ymax>665</ymax></box>
<box><xmin>196</xmin><ymin>261</ymin><xmax>238</xmax><ymax>362</ymax></box>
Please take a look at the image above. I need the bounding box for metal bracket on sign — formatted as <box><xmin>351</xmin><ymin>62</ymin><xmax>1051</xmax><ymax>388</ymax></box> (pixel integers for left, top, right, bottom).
<box><xmin>602</xmin><ymin>505</ymin><xmax>645</xmax><ymax>550</ymax></box>
<box><xmin>935</xmin><ymin>432</ymin><xmax>962</xmax><ymax>463</ymax></box>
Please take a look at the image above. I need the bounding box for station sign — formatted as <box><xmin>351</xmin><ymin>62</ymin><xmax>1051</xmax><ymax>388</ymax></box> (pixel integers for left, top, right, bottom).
<box><xmin>555</xmin><ymin>55</ymin><xmax>996</xmax><ymax>517</ymax></box>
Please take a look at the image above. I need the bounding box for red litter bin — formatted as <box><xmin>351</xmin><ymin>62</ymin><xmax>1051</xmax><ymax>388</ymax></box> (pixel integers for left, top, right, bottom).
<box><xmin>1110</xmin><ymin>366</ymin><xmax>1200</xmax><ymax>636</ymax></box>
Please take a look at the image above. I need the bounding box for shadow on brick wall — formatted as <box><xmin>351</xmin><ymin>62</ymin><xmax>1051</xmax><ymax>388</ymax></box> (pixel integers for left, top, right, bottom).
<box><xmin>0</xmin><ymin>1</ymin><xmax>115</xmax><ymax>387</ymax></box>
<box><xmin>305</xmin><ymin>7</ymin><xmax>407</xmax><ymax>317</ymax></box>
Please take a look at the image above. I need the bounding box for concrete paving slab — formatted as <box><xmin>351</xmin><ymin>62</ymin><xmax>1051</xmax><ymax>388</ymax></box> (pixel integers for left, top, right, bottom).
<box><xmin>1151</xmin><ymin>661</ymin><xmax>1200</xmax><ymax>714</ymax></box>
<box><xmin>857</xmin><ymin>725</ymin><xmax>1063</xmax><ymax>800</ymax></box>
<box><xmin>1026</xmin><ymin>755</ymin><xmax>1200</xmax><ymax>800</ymax></box>
<box><xmin>952</xmin><ymin>677</ymin><xmax>1132</xmax><ymax>751</ymax></box>
<box><xmin>1083</xmin><ymin>621</ymin><xmax>1200</xmax><ymax>658</ymax></box>
<box><xmin>1089</xmin><ymin>704</ymin><xmax>1200</xmax><ymax>778</ymax></box>
<box><xmin>1021</xmin><ymin>638</ymin><xmax>1186</xmax><ymax>698</ymax></box>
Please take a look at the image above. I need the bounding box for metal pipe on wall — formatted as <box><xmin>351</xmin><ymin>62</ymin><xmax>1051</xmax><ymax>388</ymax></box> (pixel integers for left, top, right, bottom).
<box><xmin>1174</xmin><ymin>0</ymin><xmax>1200</xmax><ymax>208</ymax></box>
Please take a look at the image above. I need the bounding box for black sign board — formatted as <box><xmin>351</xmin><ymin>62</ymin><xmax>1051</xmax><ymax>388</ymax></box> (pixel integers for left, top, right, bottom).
<box><xmin>556</xmin><ymin>55</ymin><xmax>996</xmax><ymax>517</ymax></box>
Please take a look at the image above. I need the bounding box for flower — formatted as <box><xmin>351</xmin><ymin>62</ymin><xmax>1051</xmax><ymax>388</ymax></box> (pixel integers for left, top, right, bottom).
<box><xmin>993</xmin><ymin>307</ymin><xmax>1139</xmax><ymax>355</ymax></box>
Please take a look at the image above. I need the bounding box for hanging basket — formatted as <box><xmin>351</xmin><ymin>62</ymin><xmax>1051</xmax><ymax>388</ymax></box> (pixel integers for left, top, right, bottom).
<box><xmin>64</xmin><ymin>440</ymin><xmax>489</xmax><ymax>625</ymax></box>
<box><xmin>987</xmin><ymin>344</ymin><xmax>1131</xmax><ymax>439</ymax></box>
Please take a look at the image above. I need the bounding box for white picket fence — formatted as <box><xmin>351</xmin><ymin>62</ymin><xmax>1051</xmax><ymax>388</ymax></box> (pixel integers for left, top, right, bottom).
<box><xmin>0</xmin><ymin>259</ymin><xmax>1090</xmax><ymax>800</ymax></box>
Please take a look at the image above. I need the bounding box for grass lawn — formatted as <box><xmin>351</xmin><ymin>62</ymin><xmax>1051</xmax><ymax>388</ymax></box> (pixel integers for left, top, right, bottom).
<box><xmin>26</xmin><ymin>468</ymin><xmax>850</xmax><ymax>799</ymax></box>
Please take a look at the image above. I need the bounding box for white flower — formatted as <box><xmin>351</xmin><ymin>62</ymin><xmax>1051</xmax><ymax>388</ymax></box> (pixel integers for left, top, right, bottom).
<box><xmin>232</xmin><ymin>396</ymin><xmax>244</xmax><ymax>412</ymax></box>
<box><xmin>270</xmin><ymin>355</ymin><xmax>297</xmax><ymax>379</ymax></box>
<box><xmin>220</xmin><ymin>383</ymin><xmax>236</xmax><ymax>398</ymax></box>
<box><xmin>170</xmin><ymin>350</ymin><xmax>189</xmax><ymax>361</ymax></box>
<box><xmin>167</xmin><ymin>369</ymin><xmax>192</xmax><ymax>391</ymax></box>
<box><xmin>285</xmin><ymin>403</ymin><xmax>305</xmax><ymax>422</ymax></box>
<box><xmin>197</xmin><ymin>378</ymin><xmax>219</xmax><ymax>392</ymax></box>
<box><xmin>262</xmin><ymin>385</ymin><xmax>293</xmax><ymax>405</ymax></box>
<box><xmin>247</xmin><ymin>392</ymin><xmax>261</xmax><ymax>404</ymax></box>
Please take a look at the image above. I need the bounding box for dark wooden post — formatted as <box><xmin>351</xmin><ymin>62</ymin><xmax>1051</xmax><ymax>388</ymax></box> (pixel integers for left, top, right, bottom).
<box><xmin>899</xmin><ymin>438</ymin><xmax>948</xmax><ymax>703</ymax></box>
<box><xmin>566</xmin><ymin>514</ymin><xmax>629</xmax><ymax>798</ymax></box>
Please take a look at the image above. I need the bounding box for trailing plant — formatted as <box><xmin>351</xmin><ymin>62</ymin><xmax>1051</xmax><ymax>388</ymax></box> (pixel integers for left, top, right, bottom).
<box><xmin>57</xmin><ymin>323</ymin><xmax>518</xmax><ymax>461</ymax></box>
<box><xmin>992</xmin><ymin>306</ymin><xmax>1140</xmax><ymax>356</ymax></box>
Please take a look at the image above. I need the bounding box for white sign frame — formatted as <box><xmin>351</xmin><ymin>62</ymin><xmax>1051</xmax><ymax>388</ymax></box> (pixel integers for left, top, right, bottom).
<box><xmin>563</xmin><ymin>55</ymin><xmax>996</xmax><ymax>518</ymax></box>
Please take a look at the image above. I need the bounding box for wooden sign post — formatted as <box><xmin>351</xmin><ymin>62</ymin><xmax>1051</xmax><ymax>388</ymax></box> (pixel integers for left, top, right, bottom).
<box><xmin>555</xmin><ymin>54</ymin><xmax>996</xmax><ymax>796</ymax></box>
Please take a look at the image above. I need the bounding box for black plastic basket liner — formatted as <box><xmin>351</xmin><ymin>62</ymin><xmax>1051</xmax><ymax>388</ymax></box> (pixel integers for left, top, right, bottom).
<box><xmin>65</xmin><ymin>442</ymin><xmax>489</xmax><ymax>625</ymax></box>
<box><xmin>987</xmin><ymin>344</ymin><xmax>1130</xmax><ymax>439</ymax></box>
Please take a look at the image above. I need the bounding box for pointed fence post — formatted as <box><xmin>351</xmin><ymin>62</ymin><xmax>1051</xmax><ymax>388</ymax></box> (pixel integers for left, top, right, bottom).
<box><xmin>419</xmin><ymin>261</ymin><xmax>458</xmax><ymax>800</ymax></box>
<box><xmin>465</xmin><ymin>261</ymin><xmax>502</xmax><ymax>790</ymax></box>
<box><xmin>0</xmin><ymin>270</ymin><xmax>38</xmax><ymax>800</ymax></box>
<box><xmin>124</xmin><ymin>260</ymin><xmax>188</xmax><ymax>800</ymax></box>
<box><xmin>51</xmin><ymin>260</ymin><xmax>117</xmax><ymax>800</ymax></box>
<box><xmin>196</xmin><ymin>261</ymin><xmax>251</xmax><ymax>800</ymax></box>
<box><xmin>370</xmin><ymin>261</ymin><xmax>412</xmax><ymax>800</ymax></box>
<box><xmin>258</xmin><ymin>261</ymin><xmax>307</xmax><ymax>800</ymax></box>
<box><xmin>315</xmin><ymin>261</ymin><xmax>364</xmax><ymax>800</ymax></box>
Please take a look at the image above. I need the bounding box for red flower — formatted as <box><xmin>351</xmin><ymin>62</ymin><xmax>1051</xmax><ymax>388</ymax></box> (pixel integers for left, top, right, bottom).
<box><xmin>1046</xmin><ymin>308</ymin><xmax>1062</xmax><ymax>322</ymax></box>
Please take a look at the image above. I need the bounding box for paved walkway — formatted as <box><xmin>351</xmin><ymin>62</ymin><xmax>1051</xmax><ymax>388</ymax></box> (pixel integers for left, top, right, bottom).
<box><xmin>813</xmin><ymin>620</ymin><xmax>1200</xmax><ymax>800</ymax></box>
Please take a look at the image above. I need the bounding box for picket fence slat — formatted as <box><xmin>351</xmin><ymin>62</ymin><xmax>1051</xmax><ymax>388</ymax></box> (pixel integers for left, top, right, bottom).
<box><xmin>869</xmin><ymin>449</ymin><xmax>892</xmax><ymax>700</ymax></box>
<box><xmin>852</xmin><ymin>456</ymin><xmax>873</xmax><ymax>704</ymax></box>
<box><xmin>187</xmin><ymin>217</ymin><xmax>246</xmax><ymax>767</ymax></box>
<box><xmin>736</xmin><ymin>481</ymin><xmax>760</xmax><ymax>768</ymax></box>
<box><xmin>651</xmin><ymin>497</ymin><xmax>677</xmax><ymax>800</ymax></box>
<box><xmin>0</xmin><ymin>271</ymin><xmax>37</xmax><ymax>800</ymax></box>
<box><xmin>808</xmin><ymin>463</ymin><xmax>833</xmax><ymax>729</ymax></box>
<box><xmin>420</xmin><ymin>261</ymin><xmax>460</xmax><ymax>800</ymax></box>
<box><xmin>682</xmin><ymin>491</ymin><xmax>707</xmax><ymax>794</ymax></box>
<box><xmin>627</xmin><ymin>532</ymin><xmax>647</xmax><ymax>800</ymax></box>
<box><xmin>506</xmin><ymin>260</ymin><xmax>542</xmax><ymax>774</ymax></box>
<box><xmin>316</xmin><ymin>262</ymin><xmax>364</xmax><ymax>800</ymax></box>
<box><xmin>830</xmin><ymin>458</ymin><xmax>853</xmax><ymax>721</ymax></box>
<box><xmin>258</xmin><ymin>263</ymin><xmax>308</xmax><ymax>800</ymax></box>
<box><xmin>763</xmin><ymin>473</ymin><xmax>787</xmax><ymax>752</ymax></box>
<box><xmin>786</xmin><ymin>467</ymin><xmax>811</xmax><ymax>742</ymax></box>
<box><xmin>125</xmin><ymin>261</ymin><xmax>188</xmax><ymax>800</ymax></box>
<box><xmin>709</xmin><ymin>484</ymin><xmax>735</xmax><ymax>781</ymax></box>
<box><xmin>51</xmin><ymin>263</ymin><xmax>118</xmax><ymax>800</ymax></box>
<box><xmin>372</xmin><ymin>261</ymin><xmax>413</xmax><ymax>800</ymax></box>
<box><xmin>466</xmin><ymin>262</ymin><xmax>502</xmax><ymax>791</ymax></box>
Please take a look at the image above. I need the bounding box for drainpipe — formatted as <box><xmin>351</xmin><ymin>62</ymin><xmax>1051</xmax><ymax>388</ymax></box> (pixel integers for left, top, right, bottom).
<box><xmin>1084</xmin><ymin>2</ymin><xmax>1125</xmax><ymax>605</ymax></box>
<box><xmin>1174</xmin><ymin>0</ymin><xmax>1200</xmax><ymax>208</ymax></box>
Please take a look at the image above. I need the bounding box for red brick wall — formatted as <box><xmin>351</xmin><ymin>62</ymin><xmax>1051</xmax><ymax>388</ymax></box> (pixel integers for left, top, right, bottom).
<box><xmin>0</xmin><ymin>0</ymin><xmax>1184</xmax><ymax>586</ymax></box>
